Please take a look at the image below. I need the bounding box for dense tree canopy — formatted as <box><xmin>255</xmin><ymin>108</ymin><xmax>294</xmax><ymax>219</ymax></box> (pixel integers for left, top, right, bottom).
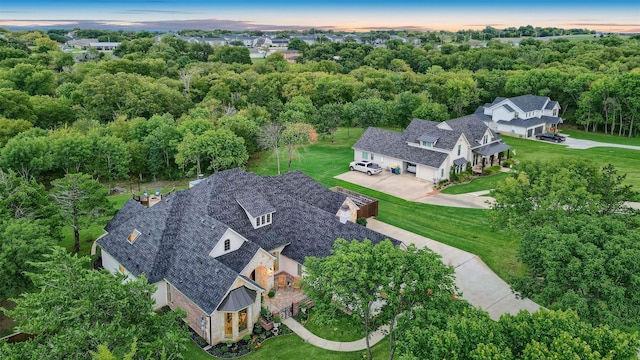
<box><xmin>491</xmin><ymin>160</ymin><xmax>640</xmax><ymax>331</ymax></box>
<box><xmin>0</xmin><ymin>248</ymin><xmax>190</xmax><ymax>359</ymax></box>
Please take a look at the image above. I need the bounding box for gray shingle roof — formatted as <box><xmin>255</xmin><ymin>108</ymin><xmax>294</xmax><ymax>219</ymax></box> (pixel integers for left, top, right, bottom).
<box><xmin>417</xmin><ymin>134</ymin><xmax>440</xmax><ymax>143</ymax></box>
<box><xmin>507</xmin><ymin>95</ymin><xmax>550</xmax><ymax>112</ymax></box>
<box><xmin>268</xmin><ymin>171</ymin><xmax>346</xmax><ymax>214</ymax></box>
<box><xmin>474</xmin><ymin>142</ymin><xmax>511</xmax><ymax>156</ymax></box>
<box><xmin>236</xmin><ymin>192</ymin><xmax>276</xmax><ymax>218</ymax></box>
<box><xmin>98</xmin><ymin>168</ymin><xmax>398</xmax><ymax>314</ymax></box>
<box><xmin>353</xmin><ymin>127</ymin><xmax>448</xmax><ymax>168</ymax></box>
<box><xmin>545</xmin><ymin>100</ymin><xmax>558</xmax><ymax>110</ymax></box>
<box><xmin>503</xmin><ymin>104</ymin><xmax>515</xmax><ymax>112</ymax></box>
<box><xmin>403</xmin><ymin>119</ymin><xmax>461</xmax><ymax>151</ymax></box>
<box><xmin>443</xmin><ymin>116</ymin><xmax>491</xmax><ymax>148</ymax></box>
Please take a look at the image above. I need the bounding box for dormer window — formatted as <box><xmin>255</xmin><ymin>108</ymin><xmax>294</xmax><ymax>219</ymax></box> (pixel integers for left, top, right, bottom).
<box><xmin>224</xmin><ymin>239</ymin><xmax>231</xmax><ymax>251</ymax></box>
<box><xmin>417</xmin><ymin>135</ymin><xmax>438</xmax><ymax>148</ymax></box>
<box><xmin>127</xmin><ymin>229</ymin><xmax>141</xmax><ymax>244</ymax></box>
<box><xmin>236</xmin><ymin>193</ymin><xmax>276</xmax><ymax>230</ymax></box>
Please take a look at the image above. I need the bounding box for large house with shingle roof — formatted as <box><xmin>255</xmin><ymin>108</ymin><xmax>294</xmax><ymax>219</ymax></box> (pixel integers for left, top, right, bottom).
<box><xmin>475</xmin><ymin>95</ymin><xmax>563</xmax><ymax>138</ymax></box>
<box><xmin>96</xmin><ymin>169</ymin><xmax>396</xmax><ymax>345</ymax></box>
<box><xmin>353</xmin><ymin>116</ymin><xmax>510</xmax><ymax>182</ymax></box>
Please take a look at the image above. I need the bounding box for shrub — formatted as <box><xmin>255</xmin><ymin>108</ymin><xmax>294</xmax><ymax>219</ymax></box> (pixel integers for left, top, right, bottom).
<box><xmin>502</xmin><ymin>159</ymin><xmax>515</xmax><ymax>167</ymax></box>
<box><xmin>243</xmin><ymin>334</ymin><xmax>251</xmax><ymax>341</ymax></box>
<box><xmin>482</xmin><ymin>165</ymin><xmax>501</xmax><ymax>175</ymax></box>
<box><xmin>268</xmin><ymin>290</ymin><xmax>275</xmax><ymax>298</ymax></box>
<box><xmin>273</xmin><ymin>315</ymin><xmax>281</xmax><ymax>323</ymax></box>
<box><xmin>356</xmin><ymin>217</ymin><xmax>367</xmax><ymax>226</ymax></box>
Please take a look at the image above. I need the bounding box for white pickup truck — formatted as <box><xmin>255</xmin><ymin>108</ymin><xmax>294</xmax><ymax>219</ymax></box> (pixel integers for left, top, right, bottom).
<box><xmin>349</xmin><ymin>160</ymin><xmax>383</xmax><ymax>176</ymax></box>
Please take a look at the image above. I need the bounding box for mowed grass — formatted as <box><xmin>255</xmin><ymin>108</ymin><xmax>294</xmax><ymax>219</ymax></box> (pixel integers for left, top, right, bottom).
<box><xmin>502</xmin><ymin>136</ymin><xmax>640</xmax><ymax>193</ymax></box>
<box><xmin>248</xmin><ymin>128</ymin><xmax>523</xmax><ymax>280</ymax></box>
<box><xmin>304</xmin><ymin>308</ymin><xmax>364</xmax><ymax>342</ymax></box>
<box><xmin>183</xmin><ymin>334</ymin><xmax>390</xmax><ymax>360</ymax></box>
<box><xmin>440</xmin><ymin>172</ymin><xmax>511</xmax><ymax>195</ymax></box>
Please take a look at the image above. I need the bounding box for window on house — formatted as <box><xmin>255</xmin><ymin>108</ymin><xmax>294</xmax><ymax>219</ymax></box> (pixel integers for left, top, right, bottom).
<box><xmin>371</xmin><ymin>154</ymin><xmax>374</xmax><ymax>161</ymax></box>
<box><xmin>266</xmin><ymin>213</ymin><xmax>271</xmax><ymax>223</ymax></box>
<box><xmin>167</xmin><ymin>284</ymin><xmax>173</xmax><ymax>303</ymax></box>
<box><xmin>224</xmin><ymin>239</ymin><xmax>231</xmax><ymax>251</ymax></box>
<box><xmin>457</xmin><ymin>144</ymin><xmax>461</xmax><ymax>156</ymax></box>
<box><xmin>483</xmin><ymin>135</ymin><xmax>488</xmax><ymax>144</ymax></box>
<box><xmin>553</xmin><ymin>109</ymin><xmax>557</xmax><ymax>116</ymax></box>
<box><xmin>421</xmin><ymin>141</ymin><xmax>433</xmax><ymax>147</ymax></box>
<box><xmin>257</xmin><ymin>216</ymin><xmax>262</xmax><ymax>226</ymax></box>
<box><xmin>127</xmin><ymin>229</ymin><xmax>141</xmax><ymax>244</ymax></box>
<box><xmin>514</xmin><ymin>112</ymin><xmax>519</xmax><ymax>118</ymax></box>
<box><xmin>441</xmin><ymin>168</ymin><xmax>444</xmax><ymax>177</ymax></box>
<box><xmin>238</xmin><ymin>308</ymin><xmax>248</xmax><ymax>332</ymax></box>
<box><xmin>362</xmin><ymin>151</ymin><xmax>369</xmax><ymax>159</ymax></box>
<box><xmin>297</xmin><ymin>263</ymin><xmax>303</xmax><ymax>276</ymax></box>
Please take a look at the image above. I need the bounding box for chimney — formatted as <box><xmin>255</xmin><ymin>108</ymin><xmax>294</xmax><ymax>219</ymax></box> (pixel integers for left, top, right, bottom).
<box><xmin>339</xmin><ymin>203</ymin><xmax>351</xmax><ymax>224</ymax></box>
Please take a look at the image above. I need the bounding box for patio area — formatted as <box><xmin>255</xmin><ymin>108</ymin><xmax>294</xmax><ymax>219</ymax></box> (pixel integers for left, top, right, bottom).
<box><xmin>262</xmin><ymin>273</ymin><xmax>308</xmax><ymax>316</ymax></box>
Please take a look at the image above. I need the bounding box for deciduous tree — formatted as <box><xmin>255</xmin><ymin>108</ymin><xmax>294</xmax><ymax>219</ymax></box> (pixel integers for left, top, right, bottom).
<box><xmin>50</xmin><ymin>173</ymin><xmax>110</xmax><ymax>253</ymax></box>
<box><xmin>1</xmin><ymin>248</ymin><xmax>190</xmax><ymax>359</ymax></box>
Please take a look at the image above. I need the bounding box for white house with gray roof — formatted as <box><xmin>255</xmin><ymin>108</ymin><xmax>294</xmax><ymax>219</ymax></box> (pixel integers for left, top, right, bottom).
<box><xmin>96</xmin><ymin>169</ymin><xmax>397</xmax><ymax>346</ymax></box>
<box><xmin>477</xmin><ymin>95</ymin><xmax>563</xmax><ymax>138</ymax></box>
<box><xmin>353</xmin><ymin>116</ymin><xmax>510</xmax><ymax>182</ymax></box>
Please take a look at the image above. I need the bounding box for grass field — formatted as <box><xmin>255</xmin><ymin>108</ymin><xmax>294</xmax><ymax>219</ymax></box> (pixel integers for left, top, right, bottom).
<box><xmin>502</xmin><ymin>136</ymin><xmax>640</xmax><ymax>193</ymax></box>
<box><xmin>440</xmin><ymin>172</ymin><xmax>510</xmax><ymax>195</ymax></box>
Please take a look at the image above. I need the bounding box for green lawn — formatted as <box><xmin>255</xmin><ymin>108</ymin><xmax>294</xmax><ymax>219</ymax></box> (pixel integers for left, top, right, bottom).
<box><xmin>502</xmin><ymin>136</ymin><xmax>640</xmax><ymax>193</ymax></box>
<box><xmin>440</xmin><ymin>172</ymin><xmax>511</xmax><ymax>195</ymax></box>
<box><xmin>183</xmin><ymin>334</ymin><xmax>390</xmax><ymax>360</ymax></box>
<box><xmin>303</xmin><ymin>308</ymin><xmax>363</xmax><ymax>342</ymax></box>
<box><xmin>560</xmin><ymin>129</ymin><xmax>640</xmax><ymax>146</ymax></box>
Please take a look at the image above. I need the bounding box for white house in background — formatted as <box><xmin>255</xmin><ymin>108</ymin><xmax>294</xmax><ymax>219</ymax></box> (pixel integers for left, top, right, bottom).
<box><xmin>477</xmin><ymin>95</ymin><xmax>563</xmax><ymax>138</ymax></box>
<box><xmin>95</xmin><ymin>169</ymin><xmax>396</xmax><ymax>346</ymax></box>
<box><xmin>353</xmin><ymin>116</ymin><xmax>510</xmax><ymax>182</ymax></box>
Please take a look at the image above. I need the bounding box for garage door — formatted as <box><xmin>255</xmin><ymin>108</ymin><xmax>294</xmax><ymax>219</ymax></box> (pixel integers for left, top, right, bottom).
<box><xmin>534</xmin><ymin>126</ymin><xmax>543</xmax><ymax>135</ymax></box>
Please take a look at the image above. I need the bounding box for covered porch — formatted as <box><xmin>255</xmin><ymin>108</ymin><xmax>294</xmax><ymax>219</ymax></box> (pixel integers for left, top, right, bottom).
<box><xmin>472</xmin><ymin>142</ymin><xmax>511</xmax><ymax>173</ymax></box>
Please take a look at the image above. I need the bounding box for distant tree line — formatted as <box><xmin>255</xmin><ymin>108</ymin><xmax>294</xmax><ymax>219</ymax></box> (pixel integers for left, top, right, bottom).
<box><xmin>0</xmin><ymin>29</ymin><xmax>638</xmax><ymax>189</ymax></box>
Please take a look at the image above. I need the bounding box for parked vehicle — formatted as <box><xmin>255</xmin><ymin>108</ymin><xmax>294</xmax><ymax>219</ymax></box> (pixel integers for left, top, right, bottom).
<box><xmin>536</xmin><ymin>132</ymin><xmax>566</xmax><ymax>143</ymax></box>
<box><xmin>349</xmin><ymin>160</ymin><xmax>382</xmax><ymax>176</ymax></box>
<box><xmin>406</xmin><ymin>164</ymin><xmax>417</xmax><ymax>174</ymax></box>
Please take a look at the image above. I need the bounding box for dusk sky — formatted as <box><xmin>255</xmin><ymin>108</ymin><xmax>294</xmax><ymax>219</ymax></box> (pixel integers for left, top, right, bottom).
<box><xmin>1</xmin><ymin>0</ymin><xmax>639</xmax><ymax>32</ymax></box>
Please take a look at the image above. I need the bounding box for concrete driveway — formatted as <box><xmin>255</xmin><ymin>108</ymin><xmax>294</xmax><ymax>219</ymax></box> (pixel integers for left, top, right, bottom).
<box><xmin>367</xmin><ymin>219</ymin><xmax>541</xmax><ymax>320</ymax></box>
<box><xmin>540</xmin><ymin>135</ymin><xmax>640</xmax><ymax>150</ymax></box>
<box><xmin>335</xmin><ymin>170</ymin><xmax>494</xmax><ymax>209</ymax></box>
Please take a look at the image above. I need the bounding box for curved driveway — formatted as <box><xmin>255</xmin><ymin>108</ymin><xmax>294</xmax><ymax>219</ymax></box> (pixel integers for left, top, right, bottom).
<box><xmin>367</xmin><ymin>219</ymin><xmax>540</xmax><ymax>320</ymax></box>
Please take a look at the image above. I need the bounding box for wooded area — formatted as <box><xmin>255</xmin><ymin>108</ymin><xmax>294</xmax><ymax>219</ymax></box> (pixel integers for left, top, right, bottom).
<box><xmin>0</xmin><ymin>28</ymin><xmax>639</xmax><ymax>187</ymax></box>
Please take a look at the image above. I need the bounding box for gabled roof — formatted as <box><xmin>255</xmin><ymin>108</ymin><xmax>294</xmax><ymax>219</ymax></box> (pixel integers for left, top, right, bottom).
<box><xmin>99</xmin><ymin>169</ymin><xmax>398</xmax><ymax>314</ymax></box>
<box><xmin>403</xmin><ymin>119</ymin><xmax>462</xmax><ymax>151</ymax></box>
<box><xmin>268</xmin><ymin>171</ymin><xmax>346</xmax><ymax>214</ymax></box>
<box><xmin>353</xmin><ymin>127</ymin><xmax>448</xmax><ymax>168</ymax></box>
<box><xmin>217</xmin><ymin>286</ymin><xmax>257</xmax><ymax>312</ymax></box>
<box><xmin>545</xmin><ymin>100</ymin><xmax>559</xmax><ymax>110</ymax></box>
<box><xmin>506</xmin><ymin>95</ymin><xmax>550</xmax><ymax>112</ymax></box>
<box><xmin>443</xmin><ymin>116</ymin><xmax>493</xmax><ymax>148</ymax></box>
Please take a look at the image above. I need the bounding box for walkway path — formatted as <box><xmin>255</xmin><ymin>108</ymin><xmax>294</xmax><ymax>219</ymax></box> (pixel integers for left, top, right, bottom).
<box><xmin>282</xmin><ymin>318</ymin><xmax>388</xmax><ymax>352</ymax></box>
<box><xmin>282</xmin><ymin>219</ymin><xmax>540</xmax><ymax>352</ymax></box>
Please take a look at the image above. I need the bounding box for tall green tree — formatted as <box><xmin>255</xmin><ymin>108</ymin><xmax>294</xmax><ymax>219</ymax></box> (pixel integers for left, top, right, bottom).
<box><xmin>1</xmin><ymin>248</ymin><xmax>190</xmax><ymax>359</ymax></box>
<box><xmin>304</xmin><ymin>239</ymin><xmax>458</xmax><ymax>360</ymax></box>
<box><xmin>49</xmin><ymin>173</ymin><xmax>110</xmax><ymax>253</ymax></box>
<box><xmin>0</xmin><ymin>219</ymin><xmax>54</xmax><ymax>297</ymax></box>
